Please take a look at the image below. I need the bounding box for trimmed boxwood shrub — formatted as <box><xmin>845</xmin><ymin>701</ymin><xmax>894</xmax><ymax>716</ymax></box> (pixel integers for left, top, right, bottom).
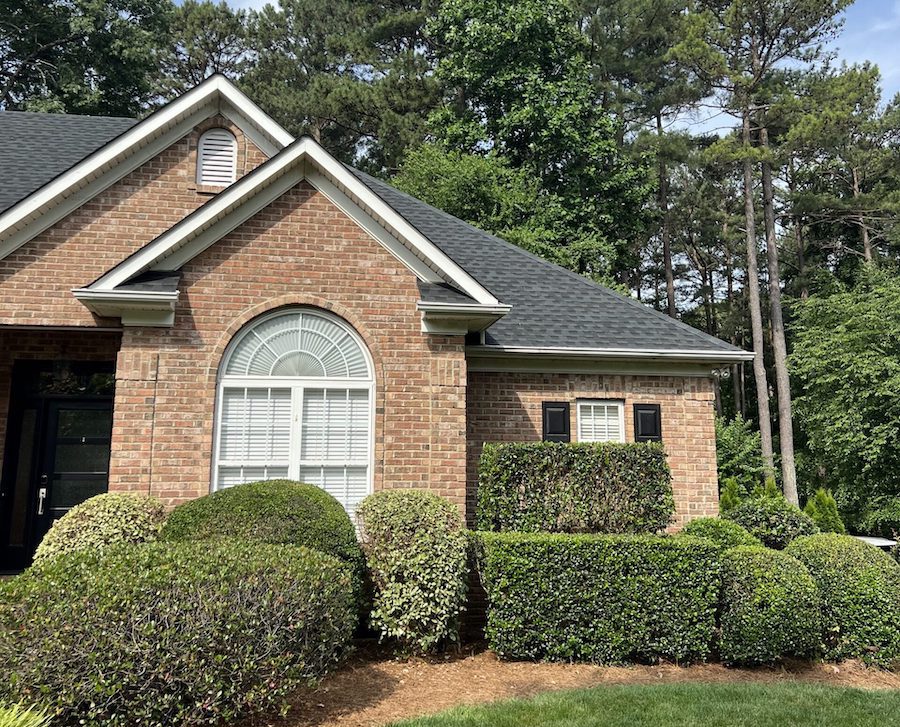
<box><xmin>476</xmin><ymin>532</ymin><xmax>720</xmax><ymax>663</ymax></box>
<box><xmin>681</xmin><ymin>517</ymin><xmax>761</xmax><ymax>549</ymax></box>
<box><xmin>786</xmin><ymin>533</ymin><xmax>900</xmax><ymax>667</ymax></box>
<box><xmin>0</xmin><ymin>540</ymin><xmax>355</xmax><ymax>726</ymax></box>
<box><xmin>725</xmin><ymin>496</ymin><xmax>819</xmax><ymax>549</ymax></box>
<box><xmin>718</xmin><ymin>546</ymin><xmax>821</xmax><ymax>665</ymax></box>
<box><xmin>161</xmin><ymin>480</ymin><xmax>365</xmax><ymax>600</ymax></box>
<box><xmin>357</xmin><ymin>490</ymin><xmax>469</xmax><ymax>654</ymax></box>
<box><xmin>32</xmin><ymin>493</ymin><xmax>164</xmax><ymax>567</ymax></box>
<box><xmin>477</xmin><ymin>442</ymin><xmax>674</xmax><ymax>534</ymax></box>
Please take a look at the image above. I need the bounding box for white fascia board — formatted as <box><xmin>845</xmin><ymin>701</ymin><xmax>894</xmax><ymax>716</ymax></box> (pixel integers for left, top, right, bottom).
<box><xmin>0</xmin><ymin>75</ymin><xmax>293</xmax><ymax>261</ymax></box>
<box><xmin>73</xmin><ymin>288</ymin><xmax>179</xmax><ymax>327</ymax></box>
<box><xmin>417</xmin><ymin>301</ymin><xmax>511</xmax><ymax>316</ymax></box>
<box><xmin>418</xmin><ymin>301</ymin><xmax>510</xmax><ymax>335</ymax></box>
<box><xmin>466</xmin><ymin>345</ymin><xmax>756</xmax><ymax>364</ymax></box>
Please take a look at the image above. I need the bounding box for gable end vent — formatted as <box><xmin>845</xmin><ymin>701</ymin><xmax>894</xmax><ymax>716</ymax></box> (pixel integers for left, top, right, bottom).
<box><xmin>197</xmin><ymin>128</ymin><xmax>237</xmax><ymax>186</ymax></box>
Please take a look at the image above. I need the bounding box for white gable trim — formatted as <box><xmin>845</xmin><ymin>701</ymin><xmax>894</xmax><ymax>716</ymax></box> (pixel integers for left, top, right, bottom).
<box><xmin>0</xmin><ymin>75</ymin><xmax>292</xmax><ymax>261</ymax></box>
<box><xmin>87</xmin><ymin>137</ymin><xmax>501</xmax><ymax>306</ymax></box>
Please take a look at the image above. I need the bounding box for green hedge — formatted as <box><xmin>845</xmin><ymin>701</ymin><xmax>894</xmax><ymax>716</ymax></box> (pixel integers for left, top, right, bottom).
<box><xmin>476</xmin><ymin>532</ymin><xmax>720</xmax><ymax>663</ymax></box>
<box><xmin>786</xmin><ymin>534</ymin><xmax>900</xmax><ymax>667</ymax></box>
<box><xmin>358</xmin><ymin>490</ymin><xmax>469</xmax><ymax>654</ymax></box>
<box><xmin>718</xmin><ymin>546</ymin><xmax>821</xmax><ymax>665</ymax></box>
<box><xmin>477</xmin><ymin>442</ymin><xmax>674</xmax><ymax>534</ymax></box>
<box><xmin>0</xmin><ymin>540</ymin><xmax>356</xmax><ymax>726</ymax></box>
<box><xmin>33</xmin><ymin>493</ymin><xmax>165</xmax><ymax>567</ymax></box>
<box><xmin>725</xmin><ymin>496</ymin><xmax>819</xmax><ymax>549</ymax></box>
<box><xmin>681</xmin><ymin>517</ymin><xmax>761</xmax><ymax>549</ymax></box>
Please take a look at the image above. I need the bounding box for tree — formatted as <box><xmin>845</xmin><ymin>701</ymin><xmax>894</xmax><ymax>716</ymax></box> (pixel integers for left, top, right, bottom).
<box><xmin>715</xmin><ymin>414</ymin><xmax>764</xmax><ymax>494</ymax></box>
<box><xmin>790</xmin><ymin>268</ymin><xmax>900</xmax><ymax>520</ymax></box>
<box><xmin>427</xmin><ymin>0</ymin><xmax>651</xmax><ymax>284</ymax></box>
<box><xmin>0</xmin><ymin>0</ymin><xmax>173</xmax><ymax>115</ymax></box>
<box><xmin>156</xmin><ymin>0</ymin><xmax>248</xmax><ymax>101</ymax></box>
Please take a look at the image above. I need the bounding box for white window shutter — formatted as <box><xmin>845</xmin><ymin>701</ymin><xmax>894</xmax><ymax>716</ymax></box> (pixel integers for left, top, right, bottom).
<box><xmin>197</xmin><ymin>129</ymin><xmax>237</xmax><ymax>186</ymax></box>
<box><xmin>578</xmin><ymin>401</ymin><xmax>624</xmax><ymax>443</ymax></box>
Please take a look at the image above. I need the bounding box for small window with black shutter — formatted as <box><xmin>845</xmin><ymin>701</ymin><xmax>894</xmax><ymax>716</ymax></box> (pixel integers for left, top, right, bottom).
<box><xmin>542</xmin><ymin>401</ymin><xmax>570</xmax><ymax>442</ymax></box>
<box><xmin>633</xmin><ymin>403</ymin><xmax>662</xmax><ymax>442</ymax></box>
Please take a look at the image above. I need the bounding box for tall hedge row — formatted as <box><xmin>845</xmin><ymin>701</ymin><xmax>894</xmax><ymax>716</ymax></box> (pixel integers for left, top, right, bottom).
<box><xmin>477</xmin><ymin>442</ymin><xmax>674</xmax><ymax>534</ymax></box>
<box><xmin>476</xmin><ymin>532</ymin><xmax>720</xmax><ymax>664</ymax></box>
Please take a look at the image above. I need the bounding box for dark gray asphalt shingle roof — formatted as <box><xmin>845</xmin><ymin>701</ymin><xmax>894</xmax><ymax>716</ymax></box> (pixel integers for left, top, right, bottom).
<box><xmin>0</xmin><ymin>111</ymin><xmax>137</xmax><ymax>213</ymax></box>
<box><xmin>0</xmin><ymin>113</ymin><xmax>742</xmax><ymax>355</ymax></box>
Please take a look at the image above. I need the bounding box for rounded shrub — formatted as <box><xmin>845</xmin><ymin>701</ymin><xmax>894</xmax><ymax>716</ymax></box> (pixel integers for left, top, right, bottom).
<box><xmin>161</xmin><ymin>480</ymin><xmax>365</xmax><ymax>598</ymax></box>
<box><xmin>32</xmin><ymin>493</ymin><xmax>164</xmax><ymax>567</ymax></box>
<box><xmin>0</xmin><ymin>540</ymin><xmax>356</xmax><ymax>726</ymax></box>
<box><xmin>786</xmin><ymin>533</ymin><xmax>900</xmax><ymax>667</ymax></box>
<box><xmin>725</xmin><ymin>496</ymin><xmax>819</xmax><ymax>549</ymax></box>
<box><xmin>357</xmin><ymin>490</ymin><xmax>469</xmax><ymax>654</ymax></box>
<box><xmin>682</xmin><ymin>517</ymin><xmax>761</xmax><ymax>549</ymax></box>
<box><xmin>718</xmin><ymin>546</ymin><xmax>821</xmax><ymax>665</ymax></box>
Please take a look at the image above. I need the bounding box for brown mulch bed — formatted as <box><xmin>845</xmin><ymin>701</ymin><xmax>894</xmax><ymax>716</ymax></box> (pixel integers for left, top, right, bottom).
<box><xmin>246</xmin><ymin>642</ymin><xmax>900</xmax><ymax>727</ymax></box>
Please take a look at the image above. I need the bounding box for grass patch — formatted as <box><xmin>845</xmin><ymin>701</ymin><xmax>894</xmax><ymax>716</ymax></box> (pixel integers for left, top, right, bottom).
<box><xmin>391</xmin><ymin>682</ymin><xmax>900</xmax><ymax>727</ymax></box>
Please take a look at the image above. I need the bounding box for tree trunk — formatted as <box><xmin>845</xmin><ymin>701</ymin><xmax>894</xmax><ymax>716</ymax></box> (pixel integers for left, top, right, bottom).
<box><xmin>851</xmin><ymin>166</ymin><xmax>873</xmax><ymax>262</ymax></box>
<box><xmin>657</xmin><ymin>113</ymin><xmax>676</xmax><ymax>317</ymax></box>
<box><xmin>741</xmin><ymin>106</ymin><xmax>776</xmax><ymax>480</ymax></box>
<box><xmin>759</xmin><ymin>124</ymin><xmax>798</xmax><ymax>504</ymax></box>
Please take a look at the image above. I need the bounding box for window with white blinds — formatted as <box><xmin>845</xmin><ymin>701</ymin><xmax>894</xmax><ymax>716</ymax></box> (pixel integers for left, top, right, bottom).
<box><xmin>197</xmin><ymin>128</ymin><xmax>237</xmax><ymax>186</ymax></box>
<box><xmin>576</xmin><ymin>400</ymin><xmax>625</xmax><ymax>443</ymax></box>
<box><xmin>214</xmin><ymin>309</ymin><xmax>374</xmax><ymax>517</ymax></box>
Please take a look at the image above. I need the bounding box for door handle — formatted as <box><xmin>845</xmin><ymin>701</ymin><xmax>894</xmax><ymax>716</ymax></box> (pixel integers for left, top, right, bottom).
<box><xmin>37</xmin><ymin>486</ymin><xmax>47</xmax><ymax>516</ymax></box>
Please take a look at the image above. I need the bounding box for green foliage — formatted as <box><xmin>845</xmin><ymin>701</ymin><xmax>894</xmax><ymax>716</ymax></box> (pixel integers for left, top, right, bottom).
<box><xmin>787</xmin><ymin>534</ymin><xmax>900</xmax><ymax>667</ymax></box>
<box><xmin>160</xmin><ymin>480</ymin><xmax>365</xmax><ymax>601</ymax></box>
<box><xmin>681</xmin><ymin>517</ymin><xmax>761</xmax><ymax>549</ymax></box>
<box><xmin>718</xmin><ymin>546</ymin><xmax>821</xmax><ymax>665</ymax></box>
<box><xmin>725</xmin><ymin>495</ymin><xmax>820</xmax><ymax>549</ymax></box>
<box><xmin>862</xmin><ymin>498</ymin><xmax>900</xmax><ymax>538</ymax></box>
<box><xmin>32</xmin><ymin>493</ymin><xmax>165</xmax><ymax>567</ymax></box>
<box><xmin>719</xmin><ymin>477</ymin><xmax>745</xmax><ymax>514</ymax></box>
<box><xmin>0</xmin><ymin>704</ymin><xmax>50</xmax><ymax>727</ymax></box>
<box><xmin>0</xmin><ymin>540</ymin><xmax>355</xmax><ymax>726</ymax></box>
<box><xmin>357</xmin><ymin>490</ymin><xmax>469</xmax><ymax>655</ymax></box>
<box><xmin>791</xmin><ymin>269</ymin><xmax>900</xmax><ymax>517</ymax></box>
<box><xmin>476</xmin><ymin>531</ymin><xmax>721</xmax><ymax>663</ymax></box>
<box><xmin>477</xmin><ymin>442</ymin><xmax>674</xmax><ymax>534</ymax></box>
<box><xmin>714</xmin><ymin>415</ymin><xmax>764</xmax><ymax>493</ymax></box>
<box><xmin>804</xmin><ymin>489</ymin><xmax>846</xmax><ymax>534</ymax></box>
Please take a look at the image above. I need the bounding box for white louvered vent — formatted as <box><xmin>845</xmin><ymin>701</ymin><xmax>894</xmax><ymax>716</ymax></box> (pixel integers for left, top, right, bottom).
<box><xmin>197</xmin><ymin>128</ymin><xmax>237</xmax><ymax>186</ymax></box>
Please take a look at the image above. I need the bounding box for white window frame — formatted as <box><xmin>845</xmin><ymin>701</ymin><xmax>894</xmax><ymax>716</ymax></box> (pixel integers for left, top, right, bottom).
<box><xmin>575</xmin><ymin>399</ymin><xmax>626</xmax><ymax>443</ymax></box>
<box><xmin>212</xmin><ymin>308</ymin><xmax>375</xmax><ymax>511</ymax></box>
<box><xmin>197</xmin><ymin>128</ymin><xmax>238</xmax><ymax>186</ymax></box>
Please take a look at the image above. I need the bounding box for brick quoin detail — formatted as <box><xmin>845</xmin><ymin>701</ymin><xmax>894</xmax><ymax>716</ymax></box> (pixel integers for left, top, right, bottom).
<box><xmin>466</xmin><ymin>371</ymin><xmax>719</xmax><ymax>530</ymax></box>
<box><xmin>108</xmin><ymin>181</ymin><xmax>468</xmax><ymax>513</ymax></box>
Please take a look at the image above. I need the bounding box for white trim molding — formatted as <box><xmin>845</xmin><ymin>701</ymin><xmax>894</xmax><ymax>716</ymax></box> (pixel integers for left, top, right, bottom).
<box><xmin>0</xmin><ymin>75</ymin><xmax>293</xmax><ymax>261</ymax></box>
<box><xmin>72</xmin><ymin>288</ymin><xmax>179</xmax><ymax>327</ymax></box>
<box><xmin>417</xmin><ymin>301</ymin><xmax>511</xmax><ymax>335</ymax></box>
<box><xmin>466</xmin><ymin>344</ymin><xmax>755</xmax><ymax>365</ymax></box>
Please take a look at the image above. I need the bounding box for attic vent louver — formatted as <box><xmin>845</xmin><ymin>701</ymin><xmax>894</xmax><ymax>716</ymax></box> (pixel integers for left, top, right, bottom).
<box><xmin>197</xmin><ymin>128</ymin><xmax>237</xmax><ymax>186</ymax></box>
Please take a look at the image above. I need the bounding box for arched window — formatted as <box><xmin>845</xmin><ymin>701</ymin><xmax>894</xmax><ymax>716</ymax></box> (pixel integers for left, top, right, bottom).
<box><xmin>196</xmin><ymin>128</ymin><xmax>237</xmax><ymax>186</ymax></box>
<box><xmin>214</xmin><ymin>308</ymin><xmax>374</xmax><ymax>517</ymax></box>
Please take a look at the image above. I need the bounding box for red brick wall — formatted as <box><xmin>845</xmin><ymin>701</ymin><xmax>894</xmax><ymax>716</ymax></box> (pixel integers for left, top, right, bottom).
<box><xmin>466</xmin><ymin>371</ymin><xmax>719</xmax><ymax>529</ymax></box>
<box><xmin>108</xmin><ymin>182</ymin><xmax>469</xmax><ymax>512</ymax></box>
<box><xmin>0</xmin><ymin>116</ymin><xmax>267</xmax><ymax>328</ymax></box>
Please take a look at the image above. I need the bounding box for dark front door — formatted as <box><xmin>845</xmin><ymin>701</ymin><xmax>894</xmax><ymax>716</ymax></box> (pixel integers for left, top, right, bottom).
<box><xmin>0</xmin><ymin>361</ymin><xmax>115</xmax><ymax>571</ymax></box>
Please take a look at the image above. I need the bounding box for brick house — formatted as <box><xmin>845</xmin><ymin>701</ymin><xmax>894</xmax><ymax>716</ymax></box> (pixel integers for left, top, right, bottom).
<box><xmin>0</xmin><ymin>76</ymin><xmax>752</xmax><ymax>569</ymax></box>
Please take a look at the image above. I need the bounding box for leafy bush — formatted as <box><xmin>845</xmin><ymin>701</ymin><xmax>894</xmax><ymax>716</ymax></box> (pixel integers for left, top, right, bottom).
<box><xmin>477</xmin><ymin>442</ymin><xmax>673</xmax><ymax>534</ymax></box>
<box><xmin>32</xmin><ymin>493</ymin><xmax>164</xmax><ymax>567</ymax></box>
<box><xmin>725</xmin><ymin>496</ymin><xmax>819</xmax><ymax>549</ymax></box>
<box><xmin>862</xmin><ymin>498</ymin><xmax>900</xmax><ymax>539</ymax></box>
<box><xmin>476</xmin><ymin>532</ymin><xmax>721</xmax><ymax>663</ymax></box>
<box><xmin>718</xmin><ymin>546</ymin><xmax>821</xmax><ymax>665</ymax></box>
<box><xmin>0</xmin><ymin>704</ymin><xmax>50</xmax><ymax>727</ymax></box>
<box><xmin>357</xmin><ymin>490</ymin><xmax>469</xmax><ymax>654</ymax></box>
<box><xmin>161</xmin><ymin>480</ymin><xmax>365</xmax><ymax>600</ymax></box>
<box><xmin>718</xmin><ymin>477</ymin><xmax>744</xmax><ymax>514</ymax></box>
<box><xmin>787</xmin><ymin>534</ymin><xmax>900</xmax><ymax>667</ymax></box>
<box><xmin>681</xmin><ymin>517</ymin><xmax>761</xmax><ymax>549</ymax></box>
<box><xmin>803</xmin><ymin>489</ymin><xmax>846</xmax><ymax>534</ymax></box>
<box><xmin>0</xmin><ymin>540</ymin><xmax>355</xmax><ymax>726</ymax></box>
<box><xmin>715</xmin><ymin>414</ymin><xmax>764</xmax><ymax>493</ymax></box>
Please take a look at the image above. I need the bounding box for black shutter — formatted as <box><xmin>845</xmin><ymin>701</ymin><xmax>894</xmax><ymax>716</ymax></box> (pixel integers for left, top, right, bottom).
<box><xmin>542</xmin><ymin>402</ymin><xmax>570</xmax><ymax>442</ymax></box>
<box><xmin>633</xmin><ymin>403</ymin><xmax>662</xmax><ymax>442</ymax></box>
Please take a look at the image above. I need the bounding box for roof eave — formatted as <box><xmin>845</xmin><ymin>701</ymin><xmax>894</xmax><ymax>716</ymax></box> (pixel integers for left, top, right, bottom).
<box><xmin>73</xmin><ymin>288</ymin><xmax>179</xmax><ymax>327</ymax></box>
<box><xmin>417</xmin><ymin>300</ymin><xmax>511</xmax><ymax>335</ymax></box>
<box><xmin>466</xmin><ymin>344</ymin><xmax>755</xmax><ymax>364</ymax></box>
